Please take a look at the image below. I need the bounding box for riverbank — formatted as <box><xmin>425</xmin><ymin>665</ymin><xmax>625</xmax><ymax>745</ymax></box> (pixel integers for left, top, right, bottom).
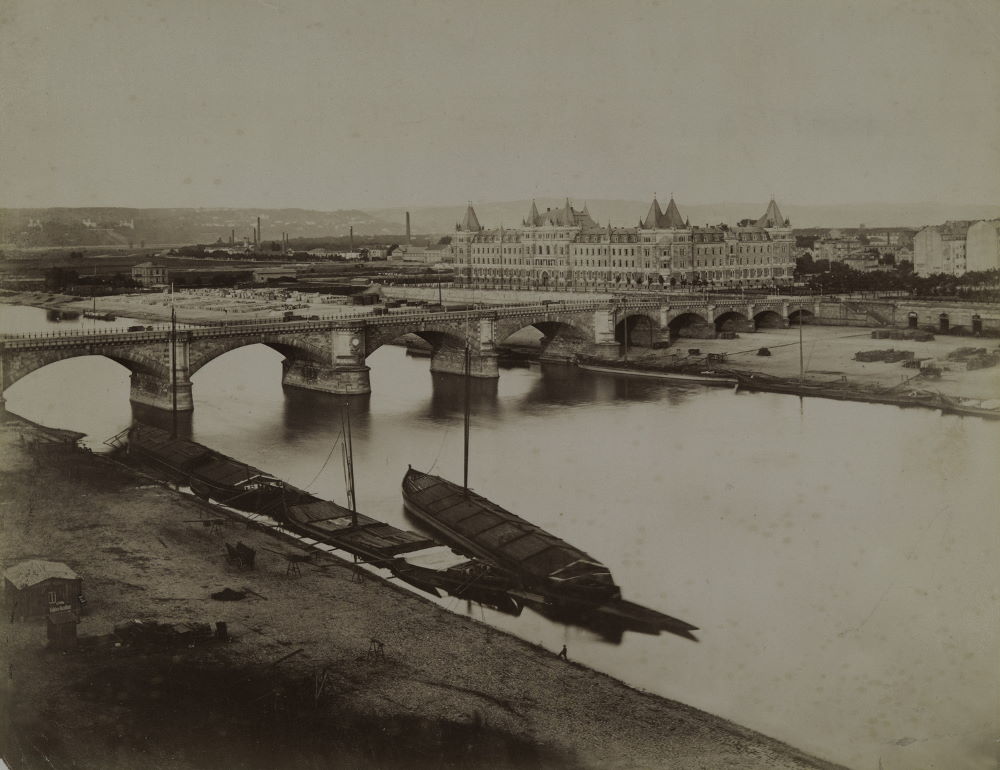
<box><xmin>604</xmin><ymin>325</ymin><xmax>1000</xmax><ymax>416</ymax></box>
<box><xmin>0</xmin><ymin>290</ymin><xmax>372</xmax><ymax>324</ymax></box>
<box><xmin>0</xmin><ymin>414</ymin><xmax>841</xmax><ymax>770</ymax></box>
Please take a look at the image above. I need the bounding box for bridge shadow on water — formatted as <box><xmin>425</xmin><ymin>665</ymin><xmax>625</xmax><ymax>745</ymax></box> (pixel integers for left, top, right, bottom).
<box><xmin>279</xmin><ymin>386</ymin><xmax>372</xmax><ymax>430</ymax></box>
<box><xmin>518</xmin><ymin>362</ymin><xmax>700</xmax><ymax>411</ymax></box>
<box><xmin>131</xmin><ymin>402</ymin><xmax>194</xmax><ymax>440</ymax></box>
<box><xmin>426</xmin><ymin>372</ymin><xmax>501</xmax><ymax>421</ymax></box>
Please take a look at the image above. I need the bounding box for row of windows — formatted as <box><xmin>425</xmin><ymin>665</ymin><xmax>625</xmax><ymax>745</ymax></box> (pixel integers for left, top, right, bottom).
<box><xmin>469</xmin><ymin>255</ymin><xmax>792</xmax><ymax>268</ymax></box>
<box><xmin>467</xmin><ymin>269</ymin><xmax>792</xmax><ymax>283</ymax></box>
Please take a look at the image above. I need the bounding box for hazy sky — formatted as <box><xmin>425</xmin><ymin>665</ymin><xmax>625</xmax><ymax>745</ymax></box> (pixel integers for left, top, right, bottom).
<box><xmin>1</xmin><ymin>0</ymin><xmax>998</xmax><ymax>210</ymax></box>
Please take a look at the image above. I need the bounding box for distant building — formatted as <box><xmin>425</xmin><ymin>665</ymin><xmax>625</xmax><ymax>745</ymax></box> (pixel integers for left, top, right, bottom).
<box><xmin>131</xmin><ymin>262</ymin><xmax>169</xmax><ymax>287</ymax></box>
<box><xmin>964</xmin><ymin>220</ymin><xmax>1000</xmax><ymax>273</ymax></box>
<box><xmin>253</xmin><ymin>267</ymin><xmax>297</xmax><ymax>283</ymax></box>
<box><xmin>913</xmin><ymin>222</ymin><xmax>973</xmax><ymax>276</ymax></box>
<box><xmin>4</xmin><ymin>560</ymin><xmax>83</xmax><ymax>621</ymax></box>
<box><xmin>453</xmin><ymin>196</ymin><xmax>795</xmax><ymax>289</ymax></box>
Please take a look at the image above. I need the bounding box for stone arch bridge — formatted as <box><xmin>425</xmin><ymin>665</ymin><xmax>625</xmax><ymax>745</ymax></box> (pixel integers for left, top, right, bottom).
<box><xmin>0</xmin><ymin>298</ymin><xmax>816</xmax><ymax>411</ymax></box>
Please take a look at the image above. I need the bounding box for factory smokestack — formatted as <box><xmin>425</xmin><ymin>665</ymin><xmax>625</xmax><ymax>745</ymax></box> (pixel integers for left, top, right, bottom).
<box><xmin>230</xmin><ymin>228</ymin><xmax>235</xmax><ymax>245</ymax></box>
<box><xmin>406</xmin><ymin>212</ymin><xmax>411</xmax><ymax>245</ymax></box>
<box><xmin>257</xmin><ymin>216</ymin><xmax>262</xmax><ymax>245</ymax></box>
<box><xmin>350</xmin><ymin>225</ymin><xmax>354</xmax><ymax>251</ymax></box>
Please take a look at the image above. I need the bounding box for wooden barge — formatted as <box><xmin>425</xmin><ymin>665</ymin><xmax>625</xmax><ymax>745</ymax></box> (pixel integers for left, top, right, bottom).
<box><xmin>402</xmin><ymin>467</ymin><xmax>621</xmax><ymax>605</ymax></box>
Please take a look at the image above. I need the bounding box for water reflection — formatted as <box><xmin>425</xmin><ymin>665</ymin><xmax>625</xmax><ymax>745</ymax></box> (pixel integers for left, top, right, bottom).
<box><xmin>427</xmin><ymin>372</ymin><xmax>500</xmax><ymax>420</ymax></box>
<box><xmin>131</xmin><ymin>402</ymin><xmax>194</xmax><ymax>439</ymax></box>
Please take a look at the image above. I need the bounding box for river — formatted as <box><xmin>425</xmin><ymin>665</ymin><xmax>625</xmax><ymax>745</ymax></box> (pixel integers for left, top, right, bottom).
<box><xmin>2</xmin><ymin>303</ymin><xmax>997</xmax><ymax>769</ymax></box>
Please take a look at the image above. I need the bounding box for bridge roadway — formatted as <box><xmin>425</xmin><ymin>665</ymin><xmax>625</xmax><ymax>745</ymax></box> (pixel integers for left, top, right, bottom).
<box><xmin>0</xmin><ymin>296</ymin><xmax>816</xmax><ymax>412</ymax></box>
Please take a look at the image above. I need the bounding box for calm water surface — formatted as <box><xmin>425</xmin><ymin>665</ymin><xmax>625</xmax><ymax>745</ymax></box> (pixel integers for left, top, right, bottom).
<box><xmin>3</xmin><ymin>304</ymin><xmax>997</xmax><ymax>769</ymax></box>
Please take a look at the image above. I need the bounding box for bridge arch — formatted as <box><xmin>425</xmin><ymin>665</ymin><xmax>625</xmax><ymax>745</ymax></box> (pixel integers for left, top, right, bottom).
<box><xmin>753</xmin><ymin>310</ymin><xmax>784</xmax><ymax>329</ymax></box>
<box><xmin>186</xmin><ymin>335</ymin><xmax>332</xmax><ymax>377</ymax></box>
<box><xmin>2</xmin><ymin>346</ymin><xmax>168</xmax><ymax>393</ymax></box>
<box><xmin>615</xmin><ymin>311</ymin><xmax>660</xmax><ymax>346</ymax></box>
<box><xmin>788</xmin><ymin>309</ymin><xmax>815</xmax><ymax>325</ymax></box>
<box><xmin>363</xmin><ymin>322</ymin><xmax>472</xmax><ymax>358</ymax></box>
<box><xmin>714</xmin><ymin>311</ymin><xmax>749</xmax><ymax>333</ymax></box>
<box><xmin>667</xmin><ymin>311</ymin><xmax>710</xmax><ymax>340</ymax></box>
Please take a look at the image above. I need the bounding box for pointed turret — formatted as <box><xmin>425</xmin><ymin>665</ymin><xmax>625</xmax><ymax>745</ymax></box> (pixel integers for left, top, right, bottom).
<box><xmin>527</xmin><ymin>200</ymin><xmax>540</xmax><ymax>227</ymax></box>
<box><xmin>459</xmin><ymin>203</ymin><xmax>482</xmax><ymax>232</ymax></box>
<box><xmin>755</xmin><ymin>199</ymin><xmax>786</xmax><ymax>228</ymax></box>
<box><xmin>642</xmin><ymin>197</ymin><xmax>664</xmax><ymax>229</ymax></box>
<box><xmin>662</xmin><ymin>197</ymin><xmax>685</xmax><ymax>228</ymax></box>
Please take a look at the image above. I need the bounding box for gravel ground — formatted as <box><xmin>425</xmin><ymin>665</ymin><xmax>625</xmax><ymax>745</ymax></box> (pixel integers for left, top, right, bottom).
<box><xmin>629</xmin><ymin>324</ymin><xmax>1000</xmax><ymax>403</ymax></box>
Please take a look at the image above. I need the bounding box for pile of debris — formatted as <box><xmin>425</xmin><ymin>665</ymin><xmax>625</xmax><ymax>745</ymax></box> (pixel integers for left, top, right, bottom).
<box><xmin>871</xmin><ymin>329</ymin><xmax>934</xmax><ymax>342</ymax></box>
<box><xmin>113</xmin><ymin>619</ymin><xmax>216</xmax><ymax>648</ymax></box>
<box><xmin>946</xmin><ymin>347</ymin><xmax>1000</xmax><ymax>371</ymax></box>
<box><xmin>854</xmin><ymin>349</ymin><xmax>915</xmax><ymax>363</ymax></box>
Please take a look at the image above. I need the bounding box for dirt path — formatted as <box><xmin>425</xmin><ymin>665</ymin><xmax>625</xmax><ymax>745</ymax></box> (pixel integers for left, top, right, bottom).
<box><xmin>0</xmin><ymin>416</ymin><xmax>843</xmax><ymax>770</ymax></box>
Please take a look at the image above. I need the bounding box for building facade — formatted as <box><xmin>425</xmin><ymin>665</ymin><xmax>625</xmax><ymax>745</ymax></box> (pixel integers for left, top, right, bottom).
<box><xmin>131</xmin><ymin>262</ymin><xmax>169</xmax><ymax>287</ymax></box>
<box><xmin>913</xmin><ymin>222</ymin><xmax>972</xmax><ymax>276</ymax></box>
<box><xmin>964</xmin><ymin>220</ymin><xmax>1000</xmax><ymax>273</ymax></box>
<box><xmin>453</xmin><ymin>197</ymin><xmax>795</xmax><ymax>290</ymax></box>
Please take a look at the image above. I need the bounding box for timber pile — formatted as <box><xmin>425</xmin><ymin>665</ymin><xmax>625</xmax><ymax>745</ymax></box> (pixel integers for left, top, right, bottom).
<box><xmin>854</xmin><ymin>349</ymin><xmax>915</xmax><ymax>363</ymax></box>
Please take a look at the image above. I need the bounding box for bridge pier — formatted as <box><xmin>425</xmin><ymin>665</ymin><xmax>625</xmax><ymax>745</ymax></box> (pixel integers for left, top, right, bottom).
<box><xmin>129</xmin><ymin>371</ymin><xmax>194</xmax><ymax>412</ymax></box>
<box><xmin>281</xmin><ymin>359</ymin><xmax>371</xmax><ymax>395</ymax></box>
<box><xmin>429</xmin><ymin>348</ymin><xmax>499</xmax><ymax>378</ymax></box>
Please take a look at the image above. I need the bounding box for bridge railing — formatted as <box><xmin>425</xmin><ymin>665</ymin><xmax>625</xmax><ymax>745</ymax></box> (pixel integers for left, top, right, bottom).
<box><xmin>3</xmin><ymin>297</ymin><xmax>796</xmax><ymax>346</ymax></box>
<box><xmin>0</xmin><ymin>301</ymin><xmax>622</xmax><ymax>343</ymax></box>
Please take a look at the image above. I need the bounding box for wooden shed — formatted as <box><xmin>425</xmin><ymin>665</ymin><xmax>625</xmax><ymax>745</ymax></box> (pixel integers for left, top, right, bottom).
<box><xmin>4</xmin><ymin>560</ymin><xmax>83</xmax><ymax>621</ymax></box>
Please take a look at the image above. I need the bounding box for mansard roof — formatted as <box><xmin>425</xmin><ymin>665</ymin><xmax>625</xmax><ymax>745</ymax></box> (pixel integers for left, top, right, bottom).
<box><xmin>458</xmin><ymin>204</ymin><xmax>482</xmax><ymax>232</ymax></box>
<box><xmin>640</xmin><ymin>196</ymin><xmax>686</xmax><ymax>229</ymax></box>
<box><xmin>756</xmin><ymin>199</ymin><xmax>788</xmax><ymax>228</ymax></box>
<box><xmin>524</xmin><ymin>199</ymin><xmax>598</xmax><ymax>229</ymax></box>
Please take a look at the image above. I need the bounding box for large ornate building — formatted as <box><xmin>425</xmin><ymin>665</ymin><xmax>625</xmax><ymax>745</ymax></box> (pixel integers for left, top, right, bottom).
<box><xmin>452</xmin><ymin>196</ymin><xmax>795</xmax><ymax>290</ymax></box>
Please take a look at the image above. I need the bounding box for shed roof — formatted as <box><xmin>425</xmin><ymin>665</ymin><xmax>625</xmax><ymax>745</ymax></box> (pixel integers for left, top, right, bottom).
<box><xmin>4</xmin><ymin>560</ymin><xmax>79</xmax><ymax>589</ymax></box>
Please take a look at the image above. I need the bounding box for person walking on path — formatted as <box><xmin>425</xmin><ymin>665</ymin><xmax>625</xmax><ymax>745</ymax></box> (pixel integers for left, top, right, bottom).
<box><xmin>557</xmin><ymin>645</ymin><xmax>568</xmax><ymax>661</ymax></box>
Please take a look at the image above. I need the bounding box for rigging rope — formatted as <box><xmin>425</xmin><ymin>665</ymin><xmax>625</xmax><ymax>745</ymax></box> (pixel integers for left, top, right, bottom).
<box><xmin>427</xmin><ymin>425</ymin><xmax>451</xmax><ymax>474</ymax></box>
<box><xmin>303</xmin><ymin>427</ymin><xmax>345</xmax><ymax>491</ymax></box>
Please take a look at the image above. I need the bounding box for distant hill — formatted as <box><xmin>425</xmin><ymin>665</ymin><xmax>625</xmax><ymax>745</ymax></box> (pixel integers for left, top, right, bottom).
<box><xmin>0</xmin><ymin>207</ymin><xmax>401</xmax><ymax>248</ymax></box>
<box><xmin>4</xmin><ymin>201</ymin><xmax>998</xmax><ymax>248</ymax></box>
<box><xmin>366</xmin><ymin>200</ymin><xmax>1000</xmax><ymax>233</ymax></box>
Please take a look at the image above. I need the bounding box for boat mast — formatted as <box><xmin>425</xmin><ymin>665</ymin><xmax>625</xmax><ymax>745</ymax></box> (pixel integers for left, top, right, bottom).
<box><xmin>798</xmin><ymin>306</ymin><xmax>804</xmax><ymax>385</ymax></box>
<box><xmin>342</xmin><ymin>404</ymin><xmax>357</xmax><ymax>527</ymax></box>
<box><xmin>463</xmin><ymin>345</ymin><xmax>471</xmax><ymax>493</ymax></box>
<box><xmin>170</xmin><ymin>305</ymin><xmax>178</xmax><ymax>438</ymax></box>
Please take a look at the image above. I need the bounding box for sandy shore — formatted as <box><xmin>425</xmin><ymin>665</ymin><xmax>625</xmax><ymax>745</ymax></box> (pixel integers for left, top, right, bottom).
<box><xmin>620</xmin><ymin>325</ymin><xmax>1000</xmax><ymax>406</ymax></box>
<box><xmin>0</xmin><ymin>415</ymin><xmax>842</xmax><ymax>770</ymax></box>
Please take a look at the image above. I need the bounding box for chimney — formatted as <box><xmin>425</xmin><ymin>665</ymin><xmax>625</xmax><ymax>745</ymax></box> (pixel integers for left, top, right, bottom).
<box><xmin>406</xmin><ymin>212</ymin><xmax>411</xmax><ymax>245</ymax></box>
<box><xmin>230</xmin><ymin>228</ymin><xmax>235</xmax><ymax>245</ymax></box>
<box><xmin>350</xmin><ymin>225</ymin><xmax>354</xmax><ymax>251</ymax></box>
<box><xmin>257</xmin><ymin>216</ymin><xmax>262</xmax><ymax>245</ymax></box>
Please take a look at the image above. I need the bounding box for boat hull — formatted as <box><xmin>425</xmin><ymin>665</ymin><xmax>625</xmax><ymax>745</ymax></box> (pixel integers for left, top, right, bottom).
<box><xmin>402</xmin><ymin>468</ymin><xmax>620</xmax><ymax>606</ymax></box>
<box><xmin>577</xmin><ymin>362</ymin><xmax>738</xmax><ymax>386</ymax></box>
